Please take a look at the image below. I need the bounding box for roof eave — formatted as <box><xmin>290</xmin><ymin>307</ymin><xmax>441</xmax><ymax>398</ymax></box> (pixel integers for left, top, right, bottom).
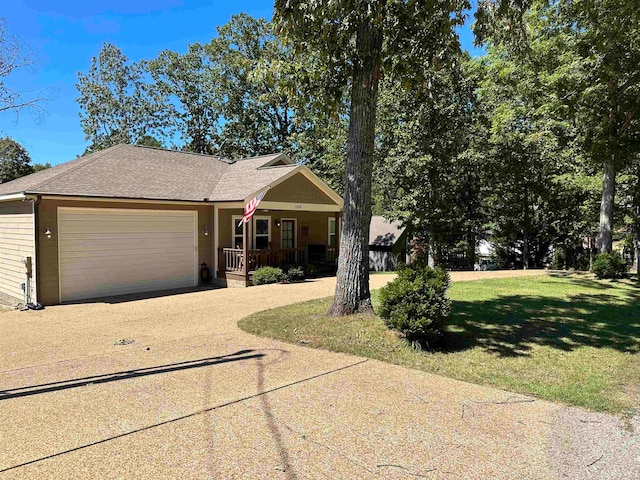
<box><xmin>34</xmin><ymin>193</ymin><xmax>214</xmax><ymax>204</ymax></box>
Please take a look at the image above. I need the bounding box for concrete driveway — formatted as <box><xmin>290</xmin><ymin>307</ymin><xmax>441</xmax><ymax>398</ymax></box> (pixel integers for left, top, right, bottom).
<box><xmin>0</xmin><ymin>270</ymin><xmax>637</xmax><ymax>479</ymax></box>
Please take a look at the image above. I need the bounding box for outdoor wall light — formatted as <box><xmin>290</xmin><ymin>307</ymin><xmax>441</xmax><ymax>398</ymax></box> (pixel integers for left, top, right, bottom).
<box><xmin>45</xmin><ymin>228</ymin><xmax>53</xmax><ymax>239</ymax></box>
<box><xmin>202</xmin><ymin>225</ymin><xmax>209</xmax><ymax>236</ymax></box>
<box><xmin>276</xmin><ymin>220</ymin><xmax>281</xmax><ymax>228</ymax></box>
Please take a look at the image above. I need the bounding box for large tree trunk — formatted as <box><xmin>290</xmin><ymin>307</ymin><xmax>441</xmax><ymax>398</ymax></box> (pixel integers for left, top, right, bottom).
<box><xmin>328</xmin><ymin>21</ymin><xmax>382</xmax><ymax>316</ymax></box>
<box><xmin>597</xmin><ymin>156</ymin><xmax>616</xmax><ymax>253</ymax></box>
<box><xmin>522</xmin><ymin>233</ymin><xmax>529</xmax><ymax>270</ymax></box>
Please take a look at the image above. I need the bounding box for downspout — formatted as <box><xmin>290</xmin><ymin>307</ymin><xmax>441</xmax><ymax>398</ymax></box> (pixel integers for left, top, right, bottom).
<box><xmin>21</xmin><ymin>195</ymin><xmax>40</xmax><ymax>306</ymax></box>
<box><xmin>32</xmin><ymin>195</ymin><xmax>41</xmax><ymax>304</ymax></box>
<box><xmin>30</xmin><ymin>195</ymin><xmax>42</xmax><ymax>303</ymax></box>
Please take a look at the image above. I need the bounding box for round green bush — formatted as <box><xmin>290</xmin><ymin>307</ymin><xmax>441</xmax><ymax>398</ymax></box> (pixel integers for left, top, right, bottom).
<box><xmin>253</xmin><ymin>266</ymin><xmax>284</xmax><ymax>285</ymax></box>
<box><xmin>591</xmin><ymin>251</ymin><xmax>628</xmax><ymax>279</ymax></box>
<box><xmin>283</xmin><ymin>265</ymin><xmax>305</xmax><ymax>282</ymax></box>
<box><xmin>378</xmin><ymin>262</ymin><xmax>451</xmax><ymax>347</ymax></box>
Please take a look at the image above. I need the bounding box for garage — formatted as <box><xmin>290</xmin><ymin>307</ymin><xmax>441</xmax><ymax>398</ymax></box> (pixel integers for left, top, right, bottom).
<box><xmin>58</xmin><ymin>207</ymin><xmax>197</xmax><ymax>302</ymax></box>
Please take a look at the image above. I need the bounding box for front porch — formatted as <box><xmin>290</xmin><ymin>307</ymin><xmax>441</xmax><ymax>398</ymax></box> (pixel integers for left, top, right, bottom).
<box><xmin>212</xmin><ymin>167</ymin><xmax>343</xmax><ymax>287</ymax></box>
<box><xmin>219</xmin><ymin>244</ymin><xmax>338</xmax><ymax>284</ymax></box>
<box><xmin>214</xmin><ymin>207</ymin><xmax>341</xmax><ymax>286</ymax></box>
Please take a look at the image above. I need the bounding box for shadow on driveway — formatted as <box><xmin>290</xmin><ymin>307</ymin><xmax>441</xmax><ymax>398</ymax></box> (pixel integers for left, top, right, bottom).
<box><xmin>0</xmin><ymin>350</ymin><xmax>264</xmax><ymax>401</ymax></box>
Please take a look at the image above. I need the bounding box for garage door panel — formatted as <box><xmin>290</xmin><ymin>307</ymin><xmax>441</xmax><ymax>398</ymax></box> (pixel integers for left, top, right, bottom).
<box><xmin>59</xmin><ymin>250</ymin><xmax>194</xmax><ymax>264</ymax></box>
<box><xmin>59</xmin><ymin>257</ymin><xmax>195</xmax><ymax>274</ymax></box>
<box><xmin>60</xmin><ymin>233</ymin><xmax>193</xmax><ymax>257</ymax></box>
<box><xmin>59</xmin><ymin>232</ymin><xmax>195</xmax><ymax>244</ymax></box>
<box><xmin>59</xmin><ymin>216</ymin><xmax>194</xmax><ymax>234</ymax></box>
<box><xmin>59</xmin><ymin>223</ymin><xmax>194</xmax><ymax>235</ymax></box>
<box><xmin>58</xmin><ymin>208</ymin><xmax>197</xmax><ymax>302</ymax></box>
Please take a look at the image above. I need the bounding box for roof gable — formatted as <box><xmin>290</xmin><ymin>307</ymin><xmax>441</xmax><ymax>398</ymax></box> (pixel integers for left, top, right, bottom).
<box><xmin>263</xmin><ymin>172</ymin><xmax>336</xmax><ymax>205</ymax></box>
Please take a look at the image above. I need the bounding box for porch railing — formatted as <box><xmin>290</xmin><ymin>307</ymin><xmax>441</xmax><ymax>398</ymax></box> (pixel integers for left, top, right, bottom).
<box><xmin>220</xmin><ymin>247</ymin><xmax>308</xmax><ymax>273</ymax></box>
<box><xmin>327</xmin><ymin>246</ymin><xmax>337</xmax><ymax>264</ymax></box>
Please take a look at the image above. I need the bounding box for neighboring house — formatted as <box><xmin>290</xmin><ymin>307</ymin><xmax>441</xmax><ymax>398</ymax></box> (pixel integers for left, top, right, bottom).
<box><xmin>369</xmin><ymin>216</ymin><xmax>408</xmax><ymax>271</ymax></box>
<box><xmin>0</xmin><ymin>145</ymin><xmax>343</xmax><ymax>306</ymax></box>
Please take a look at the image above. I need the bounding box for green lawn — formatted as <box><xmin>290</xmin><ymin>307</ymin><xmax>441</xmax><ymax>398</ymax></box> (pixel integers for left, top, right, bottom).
<box><xmin>239</xmin><ymin>274</ymin><xmax>640</xmax><ymax>414</ymax></box>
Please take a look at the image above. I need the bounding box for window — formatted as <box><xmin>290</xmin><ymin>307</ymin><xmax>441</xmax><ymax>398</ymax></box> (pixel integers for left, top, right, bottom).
<box><xmin>232</xmin><ymin>216</ymin><xmax>244</xmax><ymax>249</ymax></box>
<box><xmin>253</xmin><ymin>216</ymin><xmax>271</xmax><ymax>250</ymax></box>
<box><xmin>328</xmin><ymin>217</ymin><xmax>337</xmax><ymax>246</ymax></box>
<box><xmin>281</xmin><ymin>219</ymin><xmax>296</xmax><ymax>249</ymax></box>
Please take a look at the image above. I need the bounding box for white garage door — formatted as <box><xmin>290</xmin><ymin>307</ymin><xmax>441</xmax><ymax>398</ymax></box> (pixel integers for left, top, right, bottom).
<box><xmin>58</xmin><ymin>207</ymin><xmax>197</xmax><ymax>302</ymax></box>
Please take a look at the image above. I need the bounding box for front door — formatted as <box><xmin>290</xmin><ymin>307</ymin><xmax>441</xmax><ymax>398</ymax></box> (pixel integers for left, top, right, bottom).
<box><xmin>281</xmin><ymin>219</ymin><xmax>296</xmax><ymax>249</ymax></box>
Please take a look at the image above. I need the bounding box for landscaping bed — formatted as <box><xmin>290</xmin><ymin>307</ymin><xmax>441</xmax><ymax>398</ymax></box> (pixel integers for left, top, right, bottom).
<box><xmin>239</xmin><ymin>274</ymin><xmax>640</xmax><ymax>414</ymax></box>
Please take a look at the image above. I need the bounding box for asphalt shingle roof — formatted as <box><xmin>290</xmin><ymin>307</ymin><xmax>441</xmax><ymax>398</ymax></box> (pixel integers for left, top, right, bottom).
<box><xmin>0</xmin><ymin>145</ymin><xmax>299</xmax><ymax>202</ymax></box>
<box><xmin>369</xmin><ymin>216</ymin><xmax>405</xmax><ymax>246</ymax></box>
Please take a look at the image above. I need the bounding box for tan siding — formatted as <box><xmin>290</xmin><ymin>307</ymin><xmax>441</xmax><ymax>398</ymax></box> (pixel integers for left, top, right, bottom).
<box><xmin>217</xmin><ymin>208</ymin><xmax>244</xmax><ymax>249</ymax></box>
<box><xmin>263</xmin><ymin>173</ymin><xmax>336</xmax><ymax>205</ymax></box>
<box><xmin>37</xmin><ymin>199</ymin><xmax>213</xmax><ymax>305</ymax></box>
<box><xmin>0</xmin><ymin>201</ymin><xmax>35</xmax><ymax>303</ymax></box>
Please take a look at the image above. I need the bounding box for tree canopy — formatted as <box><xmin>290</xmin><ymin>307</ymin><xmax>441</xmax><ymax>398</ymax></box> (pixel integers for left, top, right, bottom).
<box><xmin>0</xmin><ymin>137</ymin><xmax>34</xmax><ymax>183</ymax></box>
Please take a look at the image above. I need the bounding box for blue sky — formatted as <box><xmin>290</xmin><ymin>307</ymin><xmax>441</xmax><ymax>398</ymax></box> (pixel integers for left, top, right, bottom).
<box><xmin>1</xmin><ymin>1</ymin><xmax>481</xmax><ymax>166</ymax></box>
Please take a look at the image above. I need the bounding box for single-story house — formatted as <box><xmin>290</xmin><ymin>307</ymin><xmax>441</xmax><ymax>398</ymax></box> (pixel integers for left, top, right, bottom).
<box><xmin>0</xmin><ymin>145</ymin><xmax>343</xmax><ymax>306</ymax></box>
<box><xmin>369</xmin><ymin>216</ymin><xmax>408</xmax><ymax>271</ymax></box>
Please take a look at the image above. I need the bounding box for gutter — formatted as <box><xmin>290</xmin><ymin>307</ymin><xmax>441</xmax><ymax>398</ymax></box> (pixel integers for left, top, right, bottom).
<box><xmin>0</xmin><ymin>192</ymin><xmax>26</xmax><ymax>202</ymax></box>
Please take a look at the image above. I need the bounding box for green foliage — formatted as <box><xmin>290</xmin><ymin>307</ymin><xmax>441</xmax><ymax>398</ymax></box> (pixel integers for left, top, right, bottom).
<box><xmin>378</xmin><ymin>262</ymin><xmax>451</xmax><ymax>347</ymax></box>
<box><xmin>591</xmin><ymin>252</ymin><xmax>628</xmax><ymax>279</ymax></box>
<box><xmin>0</xmin><ymin>137</ymin><xmax>33</xmax><ymax>183</ymax></box>
<box><xmin>32</xmin><ymin>162</ymin><xmax>51</xmax><ymax>172</ymax></box>
<box><xmin>551</xmin><ymin>249</ymin><xmax>566</xmax><ymax>270</ymax></box>
<box><xmin>207</xmin><ymin>14</ymin><xmax>304</xmax><ymax>158</ymax></box>
<box><xmin>77</xmin><ymin>16</ymin><xmax>310</xmax><ymax>158</ymax></box>
<box><xmin>283</xmin><ymin>265</ymin><xmax>305</xmax><ymax>283</ymax></box>
<box><xmin>135</xmin><ymin>136</ymin><xmax>163</xmax><ymax>148</ymax></box>
<box><xmin>148</xmin><ymin>43</ymin><xmax>218</xmax><ymax>154</ymax></box>
<box><xmin>304</xmin><ymin>264</ymin><xmax>318</xmax><ymax>279</ymax></box>
<box><xmin>77</xmin><ymin>43</ymin><xmax>172</xmax><ymax>152</ymax></box>
<box><xmin>376</xmin><ymin>54</ymin><xmax>481</xmax><ymax>267</ymax></box>
<box><xmin>478</xmin><ymin>0</ymin><xmax>640</xmax><ymax>257</ymax></box>
<box><xmin>253</xmin><ymin>266</ymin><xmax>284</xmax><ymax>285</ymax></box>
<box><xmin>274</xmin><ymin>0</ymin><xmax>469</xmax><ymax>113</ymax></box>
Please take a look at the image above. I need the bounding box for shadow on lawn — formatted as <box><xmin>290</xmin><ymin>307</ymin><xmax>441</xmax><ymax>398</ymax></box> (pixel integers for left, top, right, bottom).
<box><xmin>445</xmin><ymin>279</ymin><xmax>640</xmax><ymax>357</ymax></box>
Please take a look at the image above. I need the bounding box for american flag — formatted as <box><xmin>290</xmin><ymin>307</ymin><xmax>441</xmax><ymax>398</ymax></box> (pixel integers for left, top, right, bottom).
<box><xmin>238</xmin><ymin>190</ymin><xmax>267</xmax><ymax>227</ymax></box>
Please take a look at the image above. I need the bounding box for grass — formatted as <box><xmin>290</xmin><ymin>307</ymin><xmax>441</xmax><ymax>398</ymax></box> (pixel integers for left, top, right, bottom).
<box><xmin>239</xmin><ymin>273</ymin><xmax>640</xmax><ymax>414</ymax></box>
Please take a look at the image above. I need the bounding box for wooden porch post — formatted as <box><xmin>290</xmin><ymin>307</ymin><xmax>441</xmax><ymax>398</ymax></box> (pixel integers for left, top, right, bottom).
<box><xmin>243</xmin><ymin>218</ymin><xmax>249</xmax><ymax>286</ymax></box>
<box><xmin>334</xmin><ymin>211</ymin><xmax>340</xmax><ymax>261</ymax></box>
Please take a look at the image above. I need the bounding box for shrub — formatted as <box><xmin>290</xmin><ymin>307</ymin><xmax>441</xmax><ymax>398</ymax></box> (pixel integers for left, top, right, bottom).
<box><xmin>304</xmin><ymin>264</ymin><xmax>318</xmax><ymax>278</ymax></box>
<box><xmin>283</xmin><ymin>265</ymin><xmax>305</xmax><ymax>283</ymax></box>
<box><xmin>253</xmin><ymin>266</ymin><xmax>284</xmax><ymax>285</ymax></box>
<box><xmin>551</xmin><ymin>249</ymin><xmax>567</xmax><ymax>270</ymax></box>
<box><xmin>591</xmin><ymin>251</ymin><xmax>628</xmax><ymax>279</ymax></box>
<box><xmin>378</xmin><ymin>262</ymin><xmax>451</xmax><ymax>347</ymax></box>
